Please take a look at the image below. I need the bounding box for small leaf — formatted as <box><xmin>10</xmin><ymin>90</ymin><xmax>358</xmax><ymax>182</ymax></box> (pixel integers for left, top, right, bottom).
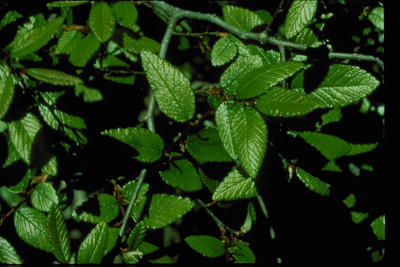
<box><xmin>112</xmin><ymin>1</ymin><xmax>138</xmax><ymax>31</ymax></box>
<box><xmin>233</xmin><ymin>61</ymin><xmax>304</xmax><ymax>99</ymax></box>
<box><xmin>102</xmin><ymin>127</ymin><xmax>164</xmax><ymax>163</ymax></box>
<box><xmin>127</xmin><ymin>221</ymin><xmax>147</xmax><ymax>250</ymax></box>
<box><xmin>26</xmin><ymin>68</ymin><xmax>83</xmax><ymax>86</ymax></box>
<box><xmin>0</xmin><ymin>236</ymin><xmax>23</xmax><ymax>264</ymax></box>
<box><xmin>69</xmin><ymin>33</ymin><xmax>100</xmax><ymax>67</ymax></box>
<box><xmin>54</xmin><ymin>30</ymin><xmax>82</xmax><ymax>55</ymax></box>
<box><xmin>350</xmin><ymin>211</ymin><xmax>369</xmax><ymax>224</ymax></box>
<box><xmin>143</xmin><ymin>194</ymin><xmax>194</xmax><ymax>229</ymax></box>
<box><xmin>160</xmin><ymin>157</ymin><xmax>203</xmax><ymax>192</ymax></box>
<box><xmin>30</xmin><ymin>182</ymin><xmax>59</xmax><ymax>212</ymax></box>
<box><xmin>347</xmin><ymin>142</ymin><xmax>378</xmax><ymax>156</ymax></box>
<box><xmin>223</xmin><ymin>5</ymin><xmax>264</xmax><ymax>32</ymax></box>
<box><xmin>370</xmin><ymin>215</ymin><xmax>385</xmax><ymax>241</ymax></box>
<box><xmin>185</xmin><ymin>235</ymin><xmax>225</xmax><ymax>258</ymax></box>
<box><xmin>14</xmin><ymin>207</ymin><xmax>52</xmax><ymax>253</ymax></box>
<box><xmin>213</xmin><ymin>169</ymin><xmax>258</xmax><ymax>201</ymax></box>
<box><xmin>48</xmin><ymin>204</ymin><xmax>71</xmax><ymax>263</ymax></box>
<box><xmin>240</xmin><ymin>202</ymin><xmax>257</xmax><ymax>234</ymax></box>
<box><xmin>343</xmin><ymin>194</ymin><xmax>356</xmax><ymax>209</ymax></box>
<box><xmin>10</xmin><ymin>17</ymin><xmax>64</xmax><ymax>58</ymax></box>
<box><xmin>295</xmin><ymin>167</ymin><xmax>330</xmax><ymax>196</ymax></box>
<box><xmin>73</xmin><ymin>194</ymin><xmax>119</xmax><ymax>224</ymax></box>
<box><xmin>47</xmin><ymin>1</ymin><xmax>89</xmax><ymax>8</ymax></box>
<box><xmin>74</xmin><ymin>84</ymin><xmax>103</xmax><ymax>102</ymax></box>
<box><xmin>285</xmin><ymin>0</ymin><xmax>318</xmax><ymax>39</ymax></box>
<box><xmin>122</xmin><ymin>181</ymin><xmax>149</xmax><ymax>222</ymax></box>
<box><xmin>123</xmin><ymin>34</ymin><xmax>161</xmax><ymax>54</ymax></box>
<box><xmin>89</xmin><ymin>3</ymin><xmax>116</xmax><ymax>43</ymax></box>
<box><xmin>141</xmin><ymin>51</ymin><xmax>195</xmax><ymax>122</ymax></box>
<box><xmin>0</xmin><ymin>75</ymin><xmax>14</xmax><ymax>120</ymax></box>
<box><xmin>229</xmin><ymin>242</ymin><xmax>256</xmax><ymax>263</ymax></box>
<box><xmin>211</xmin><ymin>34</ymin><xmax>239</xmax><ymax>66</ymax></box>
<box><xmin>368</xmin><ymin>7</ymin><xmax>384</xmax><ymax>31</ymax></box>
<box><xmin>256</xmin><ymin>86</ymin><xmax>320</xmax><ymax>117</ymax></box>
<box><xmin>186</xmin><ymin>127</ymin><xmax>233</xmax><ymax>163</ymax></box>
<box><xmin>77</xmin><ymin>222</ymin><xmax>108</xmax><ymax>264</ymax></box>
<box><xmin>306</xmin><ymin>64</ymin><xmax>380</xmax><ymax>108</ymax></box>
<box><xmin>299</xmin><ymin>131</ymin><xmax>351</xmax><ymax>160</ymax></box>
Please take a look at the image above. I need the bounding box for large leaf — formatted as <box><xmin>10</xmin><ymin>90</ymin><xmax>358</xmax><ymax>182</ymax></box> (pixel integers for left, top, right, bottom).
<box><xmin>295</xmin><ymin>167</ymin><xmax>330</xmax><ymax>196</ymax></box>
<box><xmin>211</xmin><ymin>34</ymin><xmax>239</xmax><ymax>66</ymax></box>
<box><xmin>14</xmin><ymin>207</ymin><xmax>52</xmax><ymax>253</ymax></box>
<box><xmin>30</xmin><ymin>182</ymin><xmax>59</xmax><ymax>212</ymax></box>
<box><xmin>229</xmin><ymin>242</ymin><xmax>256</xmax><ymax>263</ymax></box>
<box><xmin>212</xmin><ymin>169</ymin><xmax>258</xmax><ymax>201</ymax></box>
<box><xmin>89</xmin><ymin>3</ymin><xmax>116</xmax><ymax>43</ymax></box>
<box><xmin>256</xmin><ymin>86</ymin><xmax>320</xmax><ymax>117</ymax></box>
<box><xmin>185</xmin><ymin>235</ymin><xmax>225</xmax><ymax>258</ymax></box>
<box><xmin>141</xmin><ymin>51</ymin><xmax>195</xmax><ymax>122</ymax></box>
<box><xmin>0</xmin><ymin>236</ymin><xmax>23</xmax><ymax>264</ymax></box>
<box><xmin>26</xmin><ymin>68</ymin><xmax>83</xmax><ymax>86</ymax></box>
<box><xmin>69</xmin><ymin>33</ymin><xmax>100</xmax><ymax>67</ymax></box>
<box><xmin>8</xmin><ymin>113</ymin><xmax>42</xmax><ymax>165</ymax></box>
<box><xmin>102</xmin><ymin>127</ymin><xmax>164</xmax><ymax>163</ymax></box>
<box><xmin>77</xmin><ymin>222</ymin><xmax>108</xmax><ymax>264</ymax></box>
<box><xmin>54</xmin><ymin>30</ymin><xmax>82</xmax><ymax>55</ymax></box>
<box><xmin>123</xmin><ymin>34</ymin><xmax>161</xmax><ymax>54</ymax></box>
<box><xmin>0</xmin><ymin>75</ymin><xmax>14</xmax><ymax>119</ymax></box>
<box><xmin>186</xmin><ymin>127</ymin><xmax>233</xmax><ymax>163</ymax></box>
<box><xmin>222</xmin><ymin>5</ymin><xmax>264</xmax><ymax>32</ymax></box>
<box><xmin>160</xmin><ymin>156</ymin><xmax>203</xmax><ymax>192</ymax></box>
<box><xmin>285</xmin><ymin>0</ymin><xmax>318</xmax><ymax>39</ymax></box>
<box><xmin>305</xmin><ymin>64</ymin><xmax>380</xmax><ymax>108</ymax></box>
<box><xmin>10</xmin><ymin>17</ymin><xmax>64</xmax><ymax>58</ymax></box>
<box><xmin>143</xmin><ymin>194</ymin><xmax>195</xmax><ymax>229</ymax></box>
<box><xmin>48</xmin><ymin>204</ymin><xmax>71</xmax><ymax>263</ymax></box>
<box><xmin>112</xmin><ymin>1</ymin><xmax>138</xmax><ymax>32</ymax></box>
<box><xmin>233</xmin><ymin>61</ymin><xmax>304</xmax><ymax>99</ymax></box>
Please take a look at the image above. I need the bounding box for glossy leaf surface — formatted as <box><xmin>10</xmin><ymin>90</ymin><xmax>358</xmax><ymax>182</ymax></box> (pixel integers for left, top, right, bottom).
<box><xmin>185</xmin><ymin>235</ymin><xmax>225</xmax><ymax>258</ymax></box>
<box><xmin>213</xmin><ymin>169</ymin><xmax>258</xmax><ymax>201</ymax></box>
<box><xmin>296</xmin><ymin>167</ymin><xmax>330</xmax><ymax>196</ymax></box>
<box><xmin>77</xmin><ymin>222</ymin><xmax>108</xmax><ymax>264</ymax></box>
<box><xmin>73</xmin><ymin>194</ymin><xmax>119</xmax><ymax>224</ymax></box>
<box><xmin>26</xmin><ymin>68</ymin><xmax>83</xmax><ymax>86</ymax></box>
<box><xmin>30</xmin><ymin>182</ymin><xmax>59</xmax><ymax>212</ymax></box>
<box><xmin>89</xmin><ymin>3</ymin><xmax>116</xmax><ymax>43</ymax></box>
<box><xmin>0</xmin><ymin>76</ymin><xmax>14</xmax><ymax>119</ymax></box>
<box><xmin>0</xmin><ymin>236</ymin><xmax>23</xmax><ymax>264</ymax></box>
<box><xmin>285</xmin><ymin>0</ymin><xmax>318</xmax><ymax>39</ymax></box>
<box><xmin>48</xmin><ymin>204</ymin><xmax>71</xmax><ymax>263</ymax></box>
<box><xmin>223</xmin><ymin>5</ymin><xmax>264</xmax><ymax>32</ymax></box>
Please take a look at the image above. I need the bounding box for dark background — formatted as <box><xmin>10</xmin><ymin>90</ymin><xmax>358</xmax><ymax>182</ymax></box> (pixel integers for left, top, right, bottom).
<box><xmin>0</xmin><ymin>1</ymin><xmax>385</xmax><ymax>265</ymax></box>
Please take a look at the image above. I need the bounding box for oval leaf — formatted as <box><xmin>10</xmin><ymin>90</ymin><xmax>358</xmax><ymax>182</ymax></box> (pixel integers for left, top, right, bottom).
<box><xmin>0</xmin><ymin>236</ymin><xmax>23</xmax><ymax>264</ymax></box>
<box><xmin>26</xmin><ymin>68</ymin><xmax>83</xmax><ymax>86</ymax></box>
<box><xmin>295</xmin><ymin>167</ymin><xmax>330</xmax><ymax>196</ymax></box>
<box><xmin>223</xmin><ymin>5</ymin><xmax>264</xmax><ymax>32</ymax></box>
<box><xmin>211</xmin><ymin>34</ymin><xmax>239</xmax><ymax>66</ymax></box>
<box><xmin>30</xmin><ymin>182</ymin><xmax>59</xmax><ymax>212</ymax></box>
<box><xmin>307</xmin><ymin>64</ymin><xmax>380</xmax><ymax>108</ymax></box>
<box><xmin>102</xmin><ymin>127</ymin><xmax>164</xmax><ymax>163</ymax></box>
<box><xmin>141</xmin><ymin>51</ymin><xmax>195</xmax><ymax>122</ymax></box>
<box><xmin>112</xmin><ymin>1</ymin><xmax>138</xmax><ymax>31</ymax></box>
<box><xmin>185</xmin><ymin>235</ymin><xmax>225</xmax><ymax>258</ymax></box>
<box><xmin>0</xmin><ymin>75</ymin><xmax>14</xmax><ymax>120</ymax></box>
<box><xmin>212</xmin><ymin>169</ymin><xmax>258</xmax><ymax>201</ymax></box>
<box><xmin>89</xmin><ymin>3</ymin><xmax>116</xmax><ymax>43</ymax></box>
<box><xmin>69</xmin><ymin>33</ymin><xmax>100</xmax><ymax>67</ymax></box>
<box><xmin>143</xmin><ymin>194</ymin><xmax>194</xmax><ymax>229</ymax></box>
<box><xmin>256</xmin><ymin>86</ymin><xmax>320</xmax><ymax>117</ymax></box>
<box><xmin>77</xmin><ymin>222</ymin><xmax>108</xmax><ymax>264</ymax></box>
<box><xmin>285</xmin><ymin>0</ymin><xmax>318</xmax><ymax>39</ymax></box>
<box><xmin>48</xmin><ymin>204</ymin><xmax>71</xmax><ymax>263</ymax></box>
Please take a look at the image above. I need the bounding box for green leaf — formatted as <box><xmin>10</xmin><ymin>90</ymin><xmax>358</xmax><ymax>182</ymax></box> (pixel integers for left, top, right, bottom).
<box><xmin>89</xmin><ymin>3</ymin><xmax>116</xmax><ymax>43</ymax></box>
<box><xmin>123</xmin><ymin>34</ymin><xmax>161</xmax><ymax>54</ymax></box>
<box><xmin>240</xmin><ymin>202</ymin><xmax>257</xmax><ymax>234</ymax></box>
<box><xmin>69</xmin><ymin>33</ymin><xmax>100</xmax><ymax>67</ymax></box>
<box><xmin>256</xmin><ymin>86</ymin><xmax>320</xmax><ymax>117</ymax></box>
<box><xmin>217</xmin><ymin>103</ymin><xmax>267</xmax><ymax>177</ymax></box>
<box><xmin>298</xmin><ymin>131</ymin><xmax>351</xmax><ymax>160</ymax></box>
<box><xmin>26</xmin><ymin>68</ymin><xmax>83</xmax><ymax>86</ymax></box>
<box><xmin>48</xmin><ymin>204</ymin><xmax>71</xmax><ymax>263</ymax></box>
<box><xmin>229</xmin><ymin>242</ymin><xmax>256</xmax><ymax>263</ymax></box>
<box><xmin>137</xmin><ymin>242</ymin><xmax>173</xmax><ymax>263</ymax></box>
<box><xmin>105</xmin><ymin>227</ymin><xmax>119</xmax><ymax>256</ymax></box>
<box><xmin>368</xmin><ymin>7</ymin><xmax>384</xmax><ymax>31</ymax></box>
<box><xmin>73</xmin><ymin>194</ymin><xmax>119</xmax><ymax>224</ymax></box>
<box><xmin>112</xmin><ymin>1</ymin><xmax>138</xmax><ymax>31</ymax></box>
<box><xmin>74</xmin><ymin>84</ymin><xmax>103</xmax><ymax>102</ymax></box>
<box><xmin>220</xmin><ymin>55</ymin><xmax>264</xmax><ymax>96</ymax></box>
<box><xmin>8</xmin><ymin>113</ymin><xmax>42</xmax><ymax>165</ymax></box>
<box><xmin>350</xmin><ymin>211</ymin><xmax>369</xmax><ymax>224</ymax></box>
<box><xmin>285</xmin><ymin>0</ymin><xmax>318</xmax><ymax>39</ymax></box>
<box><xmin>77</xmin><ymin>222</ymin><xmax>108</xmax><ymax>264</ymax></box>
<box><xmin>213</xmin><ymin>169</ymin><xmax>258</xmax><ymax>201</ymax></box>
<box><xmin>122</xmin><ymin>180</ymin><xmax>149</xmax><ymax>222</ymax></box>
<box><xmin>10</xmin><ymin>17</ymin><xmax>64</xmax><ymax>58</ymax></box>
<box><xmin>143</xmin><ymin>194</ymin><xmax>195</xmax><ymax>229</ymax></box>
<box><xmin>370</xmin><ymin>215</ymin><xmax>385</xmax><ymax>241</ymax></box>
<box><xmin>54</xmin><ymin>30</ymin><xmax>82</xmax><ymax>55</ymax></box>
<box><xmin>223</xmin><ymin>5</ymin><xmax>264</xmax><ymax>32</ymax></box>
<box><xmin>295</xmin><ymin>167</ymin><xmax>330</xmax><ymax>196</ymax></box>
<box><xmin>306</xmin><ymin>64</ymin><xmax>380</xmax><ymax>108</ymax></box>
<box><xmin>6</xmin><ymin>169</ymin><xmax>31</xmax><ymax>193</ymax></box>
<box><xmin>233</xmin><ymin>61</ymin><xmax>304</xmax><ymax>99</ymax></box>
<box><xmin>343</xmin><ymin>193</ymin><xmax>356</xmax><ymax>209</ymax></box>
<box><xmin>0</xmin><ymin>75</ymin><xmax>14</xmax><ymax>120</ymax></box>
<box><xmin>185</xmin><ymin>235</ymin><xmax>225</xmax><ymax>258</ymax></box>
<box><xmin>102</xmin><ymin>127</ymin><xmax>164</xmax><ymax>163</ymax></box>
<box><xmin>47</xmin><ymin>1</ymin><xmax>89</xmax><ymax>8</ymax></box>
<box><xmin>0</xmin><ymin>10</ymin><xmax>23</xmax><ymax>31</ymax></box>
<box><xmin>347</xmin><ymin>142</ymin><xmax>378</xmax><ymax>156</ymax></box>
<box><xmin>30</xmin><ymin>182</ymin><xmax>59</xmax><ymax>212</ymax></box>
<box><xmin>186</xmin><ymin>127</ymin><xmax>233</xmax><ymax>163</ymax></box>
<box><xmin>127</xmin><ymin>221</ymin><xmax>147</xmax><ymax>250</ymax></box>
<box><xmin>160</xmin><ymin>157</ymin><xmax>203</xmax><ymax>192</ymax></box>
<box><xmin>141</xmin><ymin>51</ymin><xmax>195</xmax><ymax>122</ymax></box>
<box><xmin>14</xmin><ymin>207</ymin><xmax>52</xmax><ymax>253</ymax></box>
<box><xmin>211</xmin><ymin>34</ymin><xmax>239</xmax><ymax>66</ymax></box>
<box><xmin>0</xmin><ymin>236</ymin><xmax>23</xmax><ymax>264</ymax></box>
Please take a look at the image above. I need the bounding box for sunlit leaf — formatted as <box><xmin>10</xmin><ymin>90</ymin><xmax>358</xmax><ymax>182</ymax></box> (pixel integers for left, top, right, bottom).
<box><xmin>213</xmin><ymin>169</ymin><xmax>258</xmax><ymax>201</ymax></box>
<box><xmin>295</xmin><ymin>167</ymin><xmax>330</xmax><ymax>196</ymax></box>
<box><xmin>77</xmin><ymin>222</ymin><xmax>108</xmax><ymax>264</ymax></box>
<box><xmin>185</xmin><ymin>235</ymin><xmax>225</xmax><ymax>258</ymax></box>
<box><xmin>371</xmin><ymin>215</ymin><xmax>385</xmax><ymax>241</ymax></box>
<box><xmin>30</xmin><ymin>182</ymin><xmax>59</xmax><ymax>212</ymax></box>
<box><xmin>48</xmin><ymin>204</ymin><xmax>71</xmax><ymax>263</ymax></box>
<box><xmin>127</xmin><ymin>221</ymin><xmax>146</xmax><ymax>250</ymax></box>
<box><xmin>285</xmin><ymin>0</ymin><xmax>318</xmax><ymax>39</ymax></box>
<box><xmin>211</xmin><ymin>34</ymin><xmax>239</xmax><ymax>66</ymax></box>
<box><xmin>89</xmin><ymin>3</ymin><xmax>116</xmax><ymax>43</ymax></box>
<box><xmin>368</xmin><ymin>7</ymin><xmax>384</xmax><ymax>31</ymax></box>
<box><xmin>0</xmin><ymin>236</ymin><xmax>23</xmax><ymax>264</ymax></box>
<box><xmin>112</xmin><ymin>1</ymin><xmax>138</xmax><ymax>31</ymax></box>
<box><xmin>223</xmin><ymin>5</ymin><xmax>264</xmax><ymax>32</ymax></box>
<box><xmin>0</xmin><ymin>75</ymin><xmax>14</xmax><ymax>120</ymax></box>
<box><xmin>141</xmin><ymin>51</ymin><xmax>195</xmax><ymax>122</ymax></box>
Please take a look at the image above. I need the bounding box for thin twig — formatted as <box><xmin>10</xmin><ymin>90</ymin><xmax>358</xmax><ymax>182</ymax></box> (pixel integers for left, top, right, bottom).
<box><xmin>119</xmin><ymin>169</ymin><xmax>147</xmax><ymax>237</ymax></box>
